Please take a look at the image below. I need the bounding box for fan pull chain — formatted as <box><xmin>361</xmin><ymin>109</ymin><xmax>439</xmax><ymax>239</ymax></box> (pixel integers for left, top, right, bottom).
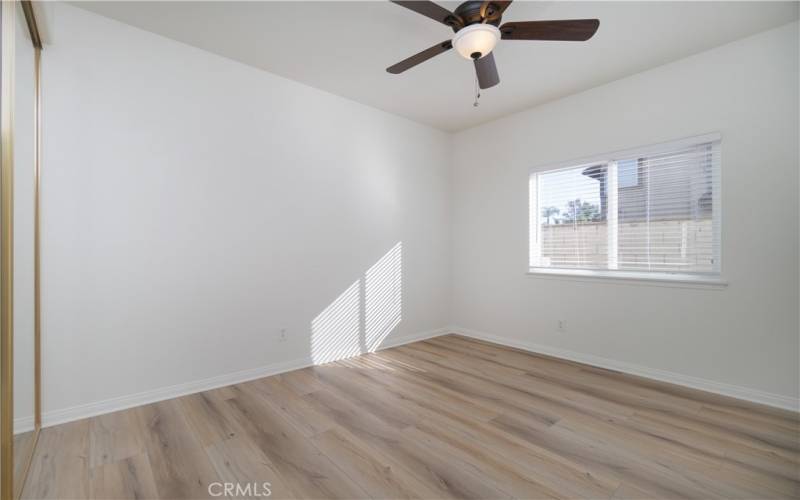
<box><xmin>473</xmin><ymin>74</ymin><xmax>481</xmax><ymax>107</ymax></box>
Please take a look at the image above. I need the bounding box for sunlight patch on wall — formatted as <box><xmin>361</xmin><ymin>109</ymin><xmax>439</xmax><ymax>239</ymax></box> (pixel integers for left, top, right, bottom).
<box><xmin>365</xmin><ymin>242</ymin><xmax>402</xmax><ymax>352</ymax></box>
<box><xmin>310</xmin><ymin>243</ymin><xmax>402</xmax><ymax>365</ymax></box>
<box><xmin>310</xmin><ymin>280</ymin><xmax>362</xmax><ymax>364</ymax></box>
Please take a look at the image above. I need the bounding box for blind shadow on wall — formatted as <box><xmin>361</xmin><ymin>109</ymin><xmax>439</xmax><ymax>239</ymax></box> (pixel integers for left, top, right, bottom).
<box><xmin>310</xmin><ymin>242</ymin><xmax>402</xmax><ymax>364</ymax></box>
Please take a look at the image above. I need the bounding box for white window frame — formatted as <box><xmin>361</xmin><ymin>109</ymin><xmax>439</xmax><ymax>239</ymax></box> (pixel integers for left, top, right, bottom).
<box><xmin>528</xmin><ymin>133</ymin><xmax>726</xmax><ymax>288</ymax></box>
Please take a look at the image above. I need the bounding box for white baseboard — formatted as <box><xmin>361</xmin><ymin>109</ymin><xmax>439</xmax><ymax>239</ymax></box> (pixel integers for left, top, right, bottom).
<box><xmin>14</xmin><ymin>416</ymin><xmax>35</xmax><ymax>434</ymax></box>
<box><xmin>379</xmin><ymin>327</ymin><xmax>448</xmax><ymax>349</ymax></box>
<box><xmin>42</xmin><ymin>356</ymin><xmax>313</xmax><ymax>428</ymax></box>
<box><xmin>42</xmin><ymin>326</ymin><xmax>451</xmax><ymax>428</ymax></box>
<box><xmin>44</xmin><ymin>324</ymin><xmax>794</xmax><ymax>427</ymax></box>
<box><xmin>450</xmin><ymin>326</ymin><xmax>799</xmax><ymax>412</ymax></box>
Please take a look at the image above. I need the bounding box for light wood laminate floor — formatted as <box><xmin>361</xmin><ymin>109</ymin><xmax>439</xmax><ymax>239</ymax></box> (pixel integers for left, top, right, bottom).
<box><xmin>14</xmin><ymin>430</ymin><xmax>37</xmax><ymax>499</ymax></box>
<box><xmin>22</xmin><ymin>335</ymin><xmax>799</xmax><ymax>499</ymax></box>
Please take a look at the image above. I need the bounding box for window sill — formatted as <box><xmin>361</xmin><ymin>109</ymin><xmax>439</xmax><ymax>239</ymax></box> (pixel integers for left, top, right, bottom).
<box><xmin>527</xmin><ymin>268</ymin><xmax>728</xmax><ymax>289</ymax></box>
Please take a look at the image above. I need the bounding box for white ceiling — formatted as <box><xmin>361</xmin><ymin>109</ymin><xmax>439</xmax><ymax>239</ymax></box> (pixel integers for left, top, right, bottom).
<box><xmin>72</xmin><ymin>1</ymin><xmax>798</xmax><ymax>131</ymax></box>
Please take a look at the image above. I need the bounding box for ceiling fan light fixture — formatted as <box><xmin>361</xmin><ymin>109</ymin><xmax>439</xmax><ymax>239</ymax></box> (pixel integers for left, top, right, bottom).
<box><xmin>452</xmin><ymin>23</ymin><xmax>500</xmax><ymax>60</ymax></box>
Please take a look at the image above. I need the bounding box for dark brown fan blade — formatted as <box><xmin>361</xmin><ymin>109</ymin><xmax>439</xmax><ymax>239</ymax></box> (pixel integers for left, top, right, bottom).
<box><xmin>492</xmin><ymin>0</ymin><xmax>513</xmax><ymax>14</ymax></box>
<box><xmin>391</xmin><ymin>1</ymin><xmax>460</xmax><ymax>27</ymax></box>
<box><xmin>474</xmin><ymin>52</ymin><xmax>499</xmax><ymax>89</ymax></box>
<box><xmin>500</xmin><ymin>19</ymin><xmax>599</xmax><ymax>41</ymax></box>
<box><xmin>480</xmin><ymin>1</ymin><xmax>513</xmax><ymax>21</ymax></box>
<box><xmin>386</xmin><ymin>40</ymin><xmax>453</xmax><ymax>74</ymax></box>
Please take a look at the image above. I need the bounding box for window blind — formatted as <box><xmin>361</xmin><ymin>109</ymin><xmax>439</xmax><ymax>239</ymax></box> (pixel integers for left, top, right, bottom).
<box><xmin>529</xmin><ymin>135</ymin><xmax>721</xmax><ymax>276</ymax></box>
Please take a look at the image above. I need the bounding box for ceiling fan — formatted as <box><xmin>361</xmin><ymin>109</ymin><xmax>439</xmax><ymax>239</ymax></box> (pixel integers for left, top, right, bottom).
<box><xmin>387</xmin><ymin>1</ymin><xmax>599</xmax><ymax>90</ymax></box>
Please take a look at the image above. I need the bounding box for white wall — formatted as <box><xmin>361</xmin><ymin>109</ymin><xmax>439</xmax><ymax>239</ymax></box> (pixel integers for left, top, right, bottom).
<box><xmin>451</xmin><ymin>22</ymin><xmax>799</xmax><ymax>407</ymax></box>
<box><xmin>41</xmin><ymin>4</ymin><xmax>451</xmax><ymax>419</ymax></box>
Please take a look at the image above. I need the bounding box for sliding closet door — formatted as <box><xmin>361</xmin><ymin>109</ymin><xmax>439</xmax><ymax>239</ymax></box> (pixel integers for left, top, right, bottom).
<box><xmin>11</xmin><ymin>2</ymin><xmax>36</xmax><ymax>496</ymax></box>
<box><xmin>1</xmin><ymin>1</ymin><xmax>40</xmax><ymax>498</ymax></box>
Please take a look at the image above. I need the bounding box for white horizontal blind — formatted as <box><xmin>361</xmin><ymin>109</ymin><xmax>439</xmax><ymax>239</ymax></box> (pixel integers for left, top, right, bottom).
<box><xmin>530</xmin><ymin>136</ymin><xmax>721</xmax><ymax>275</ymax></box>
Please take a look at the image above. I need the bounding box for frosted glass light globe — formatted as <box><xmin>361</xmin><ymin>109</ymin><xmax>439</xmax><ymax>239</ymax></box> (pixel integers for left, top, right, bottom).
<box><xmin>452</xmin><ymin>24</ymin><xmax>501</xmax><ymax>60</ymax></box>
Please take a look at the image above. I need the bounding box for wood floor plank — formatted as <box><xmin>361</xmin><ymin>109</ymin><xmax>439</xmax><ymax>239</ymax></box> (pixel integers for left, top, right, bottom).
<box><xmin>390</xmin><ymin>426</ymin><xmax>515</xmax><ymax>500</ymax></box>
<box><xmin>311</xmin><ymin>356</ymin><xmax>502</xmax><ymax>435</ymax></box>
<box><xmin>407</xmin><ymin>340</ymin><xmax>529</xmax><ymax>380</ymax></box>
<box><xmin>13</xmin><ymin>430</ymin><xmax>37</xmax><ymax>499</ymax></box>
<box><xmin>207</xmin><ymin>385</ymin><xmax>238</xmax><ymax>401</ymax></box>
<box><xmin>379</xmin><ymin>348</ymin><xmax>567</xmax><ymax>423</ymax></box>
<box><xmin>88</xmin><ymin>409</ymin><xmax>146</xmax><ymax>469</ymax></box>
<box><xmin>579</xmin><ymin>360</ymin><xmax>798</xmax><ymax>423</ymax></box>
<box><xmin>412</xmin><ymin>413</ymin><xmax>620</xmax><ymax>499</ymax></box>
<box><xmin>310</xmin><ymin>426</ymin><xmax>443</xmax><ymax>499</ymax></box>
<box><xmin>411</xmin><ymin>340</ymin><xmax>635</xmax><ymax>422</ymax></box>
<box><xmin>397</xmin><ymin>342</ymin><xmax>632</xmax><ymax>419</ymax></box>
<box><xmin>701</xmin><ymin>400</ymin><xmax>800</xmax><ymax>432</ymax></box>
<box><xmin>612</xmin><ymin>482</ymin><xmax>659</xmax><ymax>499</ymax></box>
<box><xmin>626</xmin><ymin>411</ymin><xmax>800</xmax><ymax>482</ymax></box>
<box><xmin>312</xmin><ymin>356</ymin><xmax>605</xmax><ymax>498</ymax></box>
<box><xmin>552</xmin><ymin>414</ymin><xmax>793</xmax><ymax>498</ymax></box>
<box><xmin>520</xmin><ymin>368</ymin><xmax>705</xmax><ymax>418</ymax></box>
<box><xmin>695</xmin><ymin>405</ymin><xmax>800</xmax><ymax>453</ymax></box>
<box><xmin>403</xmin><ymin>424</ymin><xmax>562</xmax><ymax>499</ymax></box>
<box><xmin>21</xmin><ymin>419</ymin><xmax>90</xmax><ymax>499</ymax></box>
<box><xmin>22</xmin><ymin>334</ymin><xmax>799</xmax><ymax>499</ymax></box>
<box><xmin>179</xmin><ymin>390</ymin><xmax>243</xmax><ymax>447</ymax></box>
<box><xmin>664</xmin><ymin>452</ymin><xmax>791</xmax><ymax>499</ymax></box>
<box><xmin>224</xmin><ymin>391</ymin><xmax>369</xmax><ymax>499</ymax></box>
<box><xmin>386</xmin><ymin>346</ymin><xmax>625</xmax><ymax>424</ymax></box>
<box><xmin>636</xmin><ymin>403</ymin><xmax>800</xmax><ymax>463</ymax></box>
<box><xmin>277</xmin><ymin>369</ymin><xmax>328</xmax><ymax>396</ymax></box>
<box><xmin>333</xmin><ymin>354</ymin><xmax>622</xmax><ymax>498</ymax></box>
<box><xmin>205</xmin><ymin>436</ymin><xmax>295</xmax><ymax>499</ymax></box>
<box><xmin>451</xmin><ymin>334</ymin><xmax>793</xmax><ymax>425</ymax></box>
<box><xmin>442</xmin><ymin>335</ymin><xmax>586</xmax><ymax>374</ymax></box>
<box><xmin>88</xmin><ymin>453</ymin><xmax>158</xmax><ymax>500</ymax></box>
<box><xmin>242</xmin><ymin>377</ymin><xmax>335</xmax><ymax>438</ymax></box>
<box><xmin>338</xmin><ymin>354</ymin><xmax>503</xmax><ymax>424</ymax></box>
<box><xmin>342</xmin><ymin>353</ymin><xmax>503</xmax><ymax>422</ymax></box>
<box><xmin>301</xmin><ymin>388</ymin><xmax>508</xmax><ymax>499</ymax></box>
<box><xmin>521</xmin><ymin>418</ymin><xmax>725</xmax><ymax>499</ymax></box>
<box><xmin>133</xmin><ymin>399</ymin><xmax>219</xmax><ymax>499</ymax></box>
<box><xmin>308</xmin><ymin>363</ymin><xmax>420</xmax><ymax>430</ymax></box>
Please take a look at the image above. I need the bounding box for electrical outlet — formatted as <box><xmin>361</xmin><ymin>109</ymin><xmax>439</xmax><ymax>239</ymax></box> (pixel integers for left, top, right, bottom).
<box><xmin>279</xmin><ymin>328</ymin><xmax>287</xmax><ymax>342</ymax></box>
<box><xmin>557</xmin><ymin>320</ymin><xmax>566</xmax><ymax>333</ymax></box>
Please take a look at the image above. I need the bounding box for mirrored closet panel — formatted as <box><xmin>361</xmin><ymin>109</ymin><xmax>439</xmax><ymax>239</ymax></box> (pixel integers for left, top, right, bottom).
<box><xmin>12</xmin><ymin>1</ymin><xmax>37</xmax><ymax>497</ymax></box>
<box><xmin>1</xmin><ymin>1</ymin><xmax>41</xmax><ymax>499</ymax></box>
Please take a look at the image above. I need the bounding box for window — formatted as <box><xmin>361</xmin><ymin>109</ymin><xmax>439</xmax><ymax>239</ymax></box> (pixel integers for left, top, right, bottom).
<box><xmin>529</xmin><ymin>134</ymin><xmax>721</xmax><ymax>280</ymax></box>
